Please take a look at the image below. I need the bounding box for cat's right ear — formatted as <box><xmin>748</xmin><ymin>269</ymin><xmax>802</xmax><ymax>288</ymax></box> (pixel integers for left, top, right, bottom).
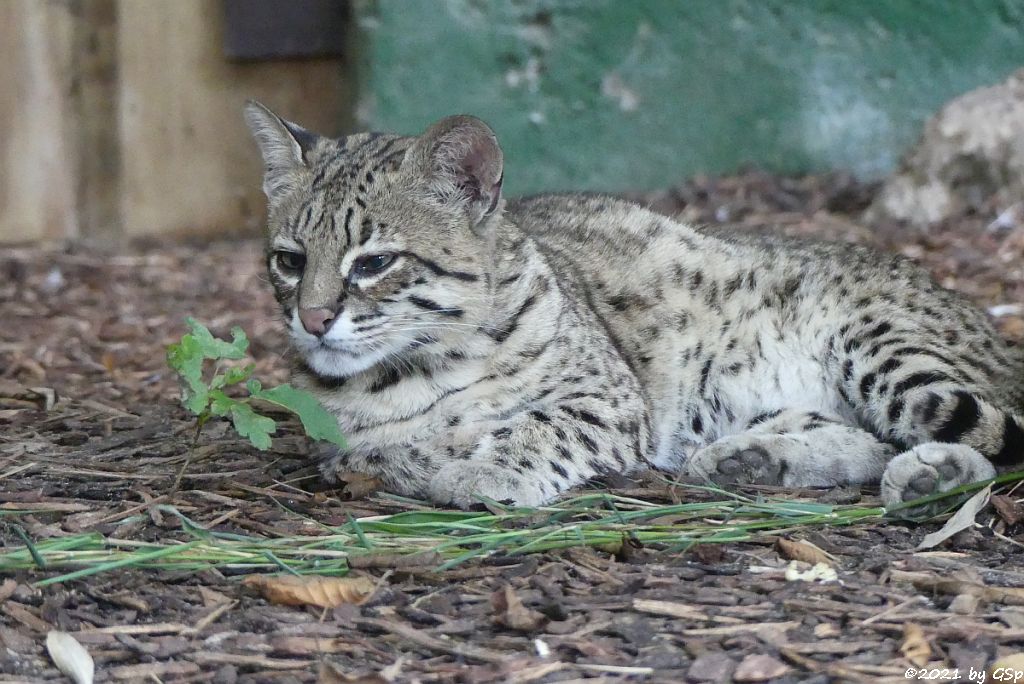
<box><xmin>244</xmin><ymin>100</ymin><xmax>320</xmax><ymax>202</ymax></box>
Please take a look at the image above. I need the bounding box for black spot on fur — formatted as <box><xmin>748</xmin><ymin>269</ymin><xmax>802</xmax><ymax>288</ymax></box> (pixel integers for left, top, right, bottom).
<box><xmin>865</xmin><ymin>321</ymin><xmax>893</xmax><ymax>339</ymax></box>
<box><xmin>691</xmin><ymin>414</ymin><xmax>703</xmax><ymax>435</ymax></box>
<box><xmin>577</xmin><ymin>430</ymin><xmax>599</xmax><ymax>454</ymax></box>
<box><xmin>919</xmin><ymin>392</ymin><xmax>943</xmax><ymax>424</ymax></box>
<box><xmin>876</xmin><ymin>358</ymin><xmax>901</xmax><ymax>376</ymax></box>
<box><xmin>698</xmin><ymin>359</ymin><xmax>713</xmax><ymax>395</ymax></box>
<box><xmin>892</xmin><ymin>371</ymin><xmax>954</xmax><ymax>398</ymax></box>
<box><xmin>368</xmin><ymin>365</ymin><xmax>402</xmax><ymax>393</ymax></box>
<box><xmin>747</xmin><ymin>409</ymin><xmax>783</xmax><ymax>427</ymax></box>
<box><xmin>932</xmin><ymin>391</ymin><xmax>982</xmax><ymax>443</ymax></box>
<box><xmin>408</xmin><ymin>295</ymin><xmax>463</xmax><ymax>317</ymax></box>
<box><xmin>561</xmin><ymin>407</ymin><xmax>607</xmax><ymax>429</ymax></box>
<box><xmin>487</xmin><ymin>294</ymin><xmax>537</xmax><ymax>342</ymax></box>
<box><xmin>887</xmin><ymin>397</ymin><xmax>906</xmax><ymax>423</ymax></box>
<box><xmin>993</xmin><ymin>413</ymin><xmax>1024</xmax><ymax>466</ymax></box>
<box><xmin>859</xmin><ymin>372</ymin><xmax>878</xmax><ymax>398</ymax></box>
<box><xmin>397</xmin><ymin>250</ymin><xmax>479</xmax><ymax>282</ymax></box>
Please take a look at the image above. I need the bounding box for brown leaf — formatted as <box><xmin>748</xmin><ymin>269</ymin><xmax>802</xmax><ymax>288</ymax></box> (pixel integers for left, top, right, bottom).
<box><xmin>336</xmin><ymin>472</ymin><xmax>384</xmax><ymax>500</ymax></box>
<box><xmin>776</xmin><ymin>538</ymin><xmax>835</xmax><ymax>566</ymax></box>
<box><xmin>734</xmin><ymin>654</ymin><xmax>790</xmax><ymax>682</ymax></box>
<box><xmin>900</xmin><ymin>623</ymin><xmax>931</xmax><ymax>667</ymax></box>
<box><xmin>490</xmin><ymin>584</ymin><xmax>546</xmax><ymax>632</ymax></box>
<box><xmin>0</xmin><ymin>579</ymin><xmax>17</xmax><ymax>603</ymax></box>
<box><xmin>242</xmin><ymin>574</ymin><xmax>376</xmax><ymax>609</ymax></box>
<box><xmin>992</xmin><ymin>495</ymin><xmax>1024</xmax><ymax>526</ymax></box>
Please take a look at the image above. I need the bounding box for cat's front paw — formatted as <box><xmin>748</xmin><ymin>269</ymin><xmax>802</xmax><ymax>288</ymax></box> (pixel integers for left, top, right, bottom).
<box><xmin>687</xmin><ymin>437</ymin><xmax>786</xmax><ymax>486</ymax></box>
<box><xmin>881</xmin><ymin>442</ymin><xmax>995</xmax><ymax>517</ymax></box>
<box><xmin>428</xmin><ymin>462</ymin><xmax>546</xmax><ymax>509</ymax></box>
<box><xmin>317</xmin><ymin>445</ymin><xmax>350</xmax><ymax>483</ymax></box>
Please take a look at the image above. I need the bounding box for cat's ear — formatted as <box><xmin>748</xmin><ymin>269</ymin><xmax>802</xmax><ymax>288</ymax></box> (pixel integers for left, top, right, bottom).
<box><xmin>406</xmin><ymin>115</ymin><xmax>504</xmax><ymax>226</ymax></box>
<box><xmin>244</xmin><ymin>100</ymin><xmax>320</xmax><ymax>202</ymax></box>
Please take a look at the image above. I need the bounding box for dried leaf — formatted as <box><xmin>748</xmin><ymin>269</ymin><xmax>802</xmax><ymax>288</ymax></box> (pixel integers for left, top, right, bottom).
<box><xmin>490</xmin><ymin>584</ymin><xmax>546</xmax><ymax>632</ymax></box>
<box><xmin>46</xmin><ymin>631</ymin><xmax>94</xmax><ymax>684</ymax></box>
<box><xmin>243</xmin><ymin>574</ymin><xmax>375</xmax><ymax>609</ymax></box>
<box><xmin>900</xmin><ymin>623</ymin><xmax>931</xmax><ymax>667</ymax></box>
<box><xmin>776</xmin><ymin>538</ymin><xmax>835</xmax><ymax>565</ymax></box>
<box><xmin>992</xmin><ymin>494</ymin><xmax>1024</xmax><ymax>526</ymax></box>
<box><xmin>916</xmin><ymin>485</ymin><xmax>991</xmax><ymax>550</ymax></box>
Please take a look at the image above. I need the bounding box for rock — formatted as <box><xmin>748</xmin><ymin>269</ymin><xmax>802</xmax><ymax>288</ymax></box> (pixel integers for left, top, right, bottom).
<box><xmin>733</xmin><ymin>654</ymin><xmax>791</xmax><ymax>682</ymax></box>
<box><xmin>687</xmin><ymin>652</ymin><xmax>737</xmax><ymax>682</ymax></box>
<box><xmin>949</xmin><ymin>592</ymin><xmax>980</xmax><ymax>615</ymax></box>
<box><xmin>868</xmin><ymin>68</ymin><xmax>1024</xmax><ymax>227</ymax></box>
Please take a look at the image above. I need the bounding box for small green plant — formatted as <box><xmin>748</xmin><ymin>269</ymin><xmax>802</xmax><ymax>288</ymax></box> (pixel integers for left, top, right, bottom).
<box><xmin>167</xmin><ymin>318</ymin><xmax>346</xmax><ymax>451</ymax></box>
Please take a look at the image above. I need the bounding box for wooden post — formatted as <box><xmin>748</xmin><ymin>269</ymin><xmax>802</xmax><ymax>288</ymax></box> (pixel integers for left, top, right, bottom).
<box><xmin>0</xmin><ymin>0</ymin><xmax>350</xmax><ymax>244</ymax></box>
<box><xmin>116</xmin><ymin>0</ymin><xmax>350</xmax><ymax>239</ymax></box>
<box><xmin>1</xmin><ymin>0</ymin><xmax>83</xmax><ymax>243</ymax></box>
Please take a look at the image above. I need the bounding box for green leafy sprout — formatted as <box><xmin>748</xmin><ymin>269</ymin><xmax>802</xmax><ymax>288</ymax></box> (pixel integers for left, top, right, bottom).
<box><xmin>166</xmin><ymin>318</ymin><xmax>346</xmax><ymax>451</ymax></box>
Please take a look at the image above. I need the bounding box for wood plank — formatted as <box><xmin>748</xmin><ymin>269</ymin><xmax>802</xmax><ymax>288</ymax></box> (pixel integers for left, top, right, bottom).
<box><xmin>117</xmin><ymin>0</ymin><xmax>350</xmax><ymax>239</ymax></box>
<box><xmin>0</xmin><ymin>0</ymin><xmax>79</xmax><ymax>243</ymax></box>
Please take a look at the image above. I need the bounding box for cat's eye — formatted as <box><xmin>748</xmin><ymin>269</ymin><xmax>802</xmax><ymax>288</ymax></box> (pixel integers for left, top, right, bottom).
<box><xmin>274</xmin><ymin>251</ymin><xmax>306</xmax><ymax>274</ymax></box>
<box><xmin>353</xmin><ymin>253</ymin><xmax>396</xmax><ymax>277</ymax></box>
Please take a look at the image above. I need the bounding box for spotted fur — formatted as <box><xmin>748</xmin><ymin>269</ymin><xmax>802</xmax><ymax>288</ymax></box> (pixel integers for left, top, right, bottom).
<box><xmin>245</xmin><ymin>102</ymin><xmax>1024</xmax><ymax>512</ymax></box>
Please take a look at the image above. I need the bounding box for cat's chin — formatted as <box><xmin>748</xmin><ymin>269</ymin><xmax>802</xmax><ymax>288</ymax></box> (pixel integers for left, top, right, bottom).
<box><xmin>301</xmin><ymin>345</ymin><xmax>390</xmax><ymax>379</ymax></box>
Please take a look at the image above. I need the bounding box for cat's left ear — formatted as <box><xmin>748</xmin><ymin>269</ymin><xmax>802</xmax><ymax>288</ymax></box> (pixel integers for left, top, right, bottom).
<box><xmin>406</xmin><ymin>115</ymin><xmax>503</xmax><ymax>226</ymax></box>
<box><xmin>244</xmin><ymin>100</ymin><xmax>321</xmax><ymax>202</ymax></box>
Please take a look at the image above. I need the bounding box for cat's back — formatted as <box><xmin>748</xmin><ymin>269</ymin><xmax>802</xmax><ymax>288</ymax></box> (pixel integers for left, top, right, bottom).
<box><xmin>507</xmin><ymin>193</ymin><xmax>938</xmax><ymax>299</ymax></box>
<box><xmin>506</xmin><ymin>193</ymin><xmax>745</xmax><ymax>287</ymax></box>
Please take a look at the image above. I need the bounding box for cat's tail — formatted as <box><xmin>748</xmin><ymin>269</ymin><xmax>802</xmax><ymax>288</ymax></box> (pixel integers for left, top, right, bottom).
<box><xmin>885</xmin><ymin>386</ymin><xmax>1024</xmax><ymax>468</ymax></box>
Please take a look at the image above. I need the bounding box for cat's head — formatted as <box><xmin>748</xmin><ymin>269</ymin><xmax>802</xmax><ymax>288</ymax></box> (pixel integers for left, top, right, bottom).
<box><xmin>244</xmin><ymin>101</ymin><xmax>504</xmax><ymax>378</ymax></box>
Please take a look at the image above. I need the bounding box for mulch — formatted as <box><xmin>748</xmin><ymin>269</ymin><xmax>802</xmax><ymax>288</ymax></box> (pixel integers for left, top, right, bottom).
<box><xmin>2</xmin><ymin>172</ymin><xmax>1023</xmax><ymax>683</ymax></box>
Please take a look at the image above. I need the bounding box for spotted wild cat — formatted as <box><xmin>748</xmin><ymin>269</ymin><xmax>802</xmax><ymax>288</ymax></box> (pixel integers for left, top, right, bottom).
<box><xmin>244</xmin><ymin>101</ymin><xmax>1024</xmax><ymax>515</ymax></box>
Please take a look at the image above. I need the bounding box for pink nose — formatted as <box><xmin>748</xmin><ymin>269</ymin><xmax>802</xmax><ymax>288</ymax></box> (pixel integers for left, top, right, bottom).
<box><xmin>299</xmin><ymin>308</ymin><xmax>335</xmax><ymax>336</ymax></box>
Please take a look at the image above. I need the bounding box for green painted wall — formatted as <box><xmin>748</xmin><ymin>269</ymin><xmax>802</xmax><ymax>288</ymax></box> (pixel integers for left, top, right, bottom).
<box><xmin>353</xmin><ymin>0</ymin><xmax>1024</xmax><ymax>195</ymax></box>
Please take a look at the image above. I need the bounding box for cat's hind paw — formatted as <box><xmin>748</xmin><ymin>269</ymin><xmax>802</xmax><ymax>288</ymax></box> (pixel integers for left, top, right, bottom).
<box><xmin>881</xmin><ymin>442</ymin><xmax>995</xmax><ymax>517</ymax></box>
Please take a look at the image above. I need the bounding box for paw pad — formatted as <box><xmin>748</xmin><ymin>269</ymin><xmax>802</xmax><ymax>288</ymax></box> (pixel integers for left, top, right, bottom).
<box><xmin>704</xmin><ymin>444</ymin><xmax>782</xmax><ymax>485</ymax></box>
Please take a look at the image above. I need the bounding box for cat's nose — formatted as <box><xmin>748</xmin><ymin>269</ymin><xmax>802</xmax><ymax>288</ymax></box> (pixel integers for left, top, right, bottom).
<box><xmin>298</xmin><ymin>308</ymin><xmax>335</xmax><ymax>337</ymax></box>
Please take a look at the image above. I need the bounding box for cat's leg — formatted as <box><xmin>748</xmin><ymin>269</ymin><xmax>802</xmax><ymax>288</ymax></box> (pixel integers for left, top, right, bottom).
<box><xmin>687</xmin><ymin>409</ymin><xmax>896</xmax><ymax>488</ymax></box>
<box><xmin>428</xmin><ymin>399</ymin><xmax>650</xmax><ymax>509</ymax></box>
<box><xmin>837</xmin><ymin>326</ymin><xmax>1022</xmax><ymax>513</ymax></box>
